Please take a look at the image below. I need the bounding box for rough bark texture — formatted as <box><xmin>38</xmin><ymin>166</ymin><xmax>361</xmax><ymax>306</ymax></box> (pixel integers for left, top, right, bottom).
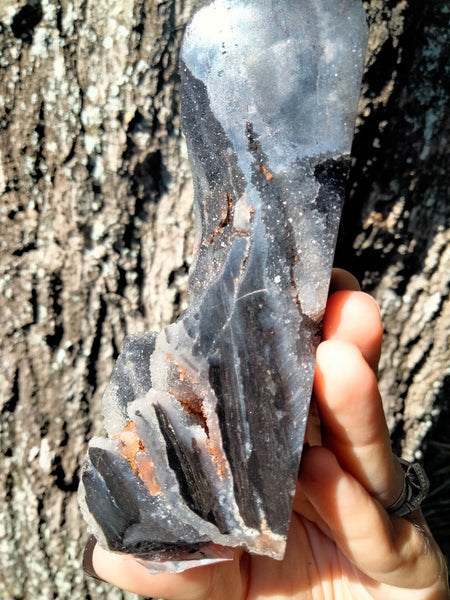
<box><xmin>0</xmin><ymin>1</ymin><xmax>448</xmax><ymax>598</ymax></box>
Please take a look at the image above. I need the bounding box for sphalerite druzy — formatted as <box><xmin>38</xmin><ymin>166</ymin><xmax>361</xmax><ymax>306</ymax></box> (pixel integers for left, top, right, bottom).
<box><xmin>78</xmin><ymin>0</ymin><xmax>368</xmax><ymax>574</ymax></box>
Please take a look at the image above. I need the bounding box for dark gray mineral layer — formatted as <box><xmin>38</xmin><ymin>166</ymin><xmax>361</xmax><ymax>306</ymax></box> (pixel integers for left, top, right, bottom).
<box><xmin>79</xmin><ymin>0</ymin><xmax>368</xmax><ymax>574</ymax></box>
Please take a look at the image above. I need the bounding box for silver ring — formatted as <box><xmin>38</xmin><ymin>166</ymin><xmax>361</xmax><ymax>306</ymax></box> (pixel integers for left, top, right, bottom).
<box><xmin>386</xmin><ymin>458</ymin><xmax>430</xmax><ymax>517</ymax></box>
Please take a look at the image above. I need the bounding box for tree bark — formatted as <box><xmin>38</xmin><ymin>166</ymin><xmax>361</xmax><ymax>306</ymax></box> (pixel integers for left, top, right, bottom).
<box><xmin>0</xmin><ymin>1</ymin><xmax>448</xmax><ymax>598</ymax></box>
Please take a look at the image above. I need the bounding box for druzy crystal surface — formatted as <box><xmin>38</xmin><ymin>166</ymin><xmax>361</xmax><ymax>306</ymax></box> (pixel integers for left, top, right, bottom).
<box><xmin>79</xmin><ymin>0</ymin><xmax>368</xmax><ymax>573</ymax></box>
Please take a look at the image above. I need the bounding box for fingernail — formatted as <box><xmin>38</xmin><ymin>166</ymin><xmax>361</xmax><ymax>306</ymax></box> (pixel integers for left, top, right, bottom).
<box><xmin>136</xmin><ymin>543</ymin><xmax>234</xmax><ymax>574</ymax></box>
<box><xmin>83</xmin><ymin>535</ymin><xmax>104</xmax><ymax>582</ymax></box>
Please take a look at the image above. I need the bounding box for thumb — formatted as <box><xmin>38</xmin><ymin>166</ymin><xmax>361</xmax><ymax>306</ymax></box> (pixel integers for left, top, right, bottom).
<box><xmin>89</xmin><ymin>539</ymin><xmax>245</xmax><ymax>600</ymax></box>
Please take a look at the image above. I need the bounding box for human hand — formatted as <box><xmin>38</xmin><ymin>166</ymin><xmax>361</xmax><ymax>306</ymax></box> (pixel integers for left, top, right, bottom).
<box><xmin>84</xmin><ymin>269</ymin><xmax>449</xmax><ymax>599</ymax></box>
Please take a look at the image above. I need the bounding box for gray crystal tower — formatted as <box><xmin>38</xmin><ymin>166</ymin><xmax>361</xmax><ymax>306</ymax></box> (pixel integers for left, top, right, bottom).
<box><xmin>79</xmin><ymin>0</ymin><xmax>368</xmax><ymax>573</ymax></box>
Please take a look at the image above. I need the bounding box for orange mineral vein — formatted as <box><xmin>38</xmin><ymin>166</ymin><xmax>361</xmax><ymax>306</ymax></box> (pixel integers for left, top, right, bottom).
<box><xmin>116</xmin><ymin>421</ymin><xmax>162</xmax><ymax>495</ymax></box>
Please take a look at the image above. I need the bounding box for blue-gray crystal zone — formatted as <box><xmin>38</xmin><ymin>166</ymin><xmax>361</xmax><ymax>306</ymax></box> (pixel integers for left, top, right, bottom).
<box><xmin>79</xmin><ymin>0</ymin><xmax>368</xmax><ymax>567</ymax></box>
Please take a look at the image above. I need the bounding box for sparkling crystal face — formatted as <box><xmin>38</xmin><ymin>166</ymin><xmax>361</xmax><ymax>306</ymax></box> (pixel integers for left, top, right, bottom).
<box><xmin>78</xmin><ymin>0</ymin><xmax>368</xmax><ymax>574</ymax></box>
<box><xmin>181</xmin><ymin>0</ymin><xmax>367</xmax><ymax>172</ymax></box>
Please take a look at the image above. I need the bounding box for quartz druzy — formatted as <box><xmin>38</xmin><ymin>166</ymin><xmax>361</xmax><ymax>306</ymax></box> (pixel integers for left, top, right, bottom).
<box><xmin>79</xmin><ymin>0</ymin><xmax>368</xmax><ymax>573</ymax></box>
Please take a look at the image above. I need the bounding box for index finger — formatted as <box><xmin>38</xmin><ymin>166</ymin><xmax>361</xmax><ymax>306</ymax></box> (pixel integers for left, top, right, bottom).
<box><xmin>314</xmin><ymin>283</ymin><xmax>404</xmax><ymax>508</ymax></box>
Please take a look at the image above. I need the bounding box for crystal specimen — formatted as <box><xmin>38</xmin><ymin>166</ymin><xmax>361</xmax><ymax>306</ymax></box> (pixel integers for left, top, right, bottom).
<box><xmin>78</xmin><ymin>0</ymin><xmax>368</xmax><ymax>574</ymax></box>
